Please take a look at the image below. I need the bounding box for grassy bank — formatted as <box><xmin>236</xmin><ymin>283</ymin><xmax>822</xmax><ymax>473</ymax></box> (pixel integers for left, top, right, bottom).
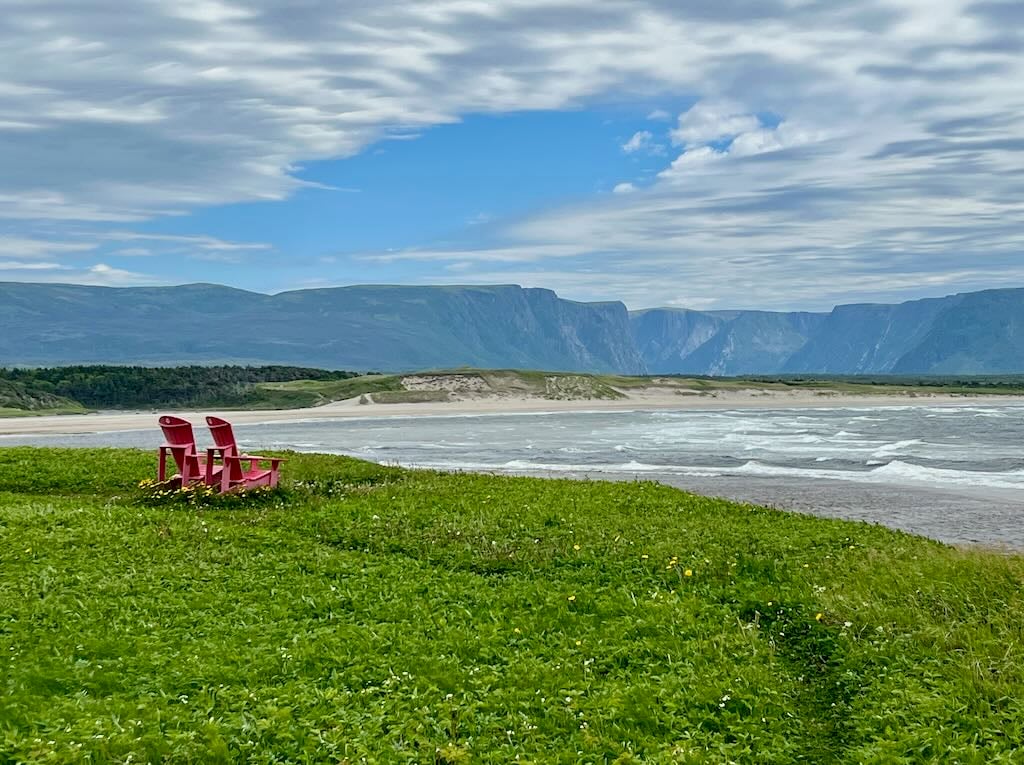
<box><xmin>2</xmin><ymin>448</ymin><xmax>1023</xmax><ymax>762</ymax></box>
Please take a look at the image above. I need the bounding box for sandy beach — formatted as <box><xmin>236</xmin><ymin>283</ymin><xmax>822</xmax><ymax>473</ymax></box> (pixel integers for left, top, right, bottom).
<box><xmin>4</xmin><ymin>388</ymin><xmax>1023</xmax><ymax>436</ymax></box>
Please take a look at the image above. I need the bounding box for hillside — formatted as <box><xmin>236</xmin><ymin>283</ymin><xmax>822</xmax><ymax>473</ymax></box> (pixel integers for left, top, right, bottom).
<box><xmin>0</xmin><ymin>379</ymin><xmax>83</xmax><ymax>417</ymax></box>
<box><xmin>0</xmin><ymin>282</ymin><xmax>643</xmax><ymax>374</ymax></box>
<box><xmin>3</xmin><ymin>282</ymin><xmax>1024</xmax><ymax>374</ymax></box>
<box><xmin>1</xmin><ymin>447</ymin><xmax>1022</xmax><ymax>761</ymax></box>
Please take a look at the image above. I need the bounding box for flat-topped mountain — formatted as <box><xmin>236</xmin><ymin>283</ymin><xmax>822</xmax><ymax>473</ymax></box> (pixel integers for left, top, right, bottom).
<box><xmin>2</xmin><ymin>282</ymin><xmax>1023</xmax><ymax>373</ymax></box>
<box><xmin>0</xmin><ymin>282</ymin><xmax>643</xmax><ymax>373</ymax></box>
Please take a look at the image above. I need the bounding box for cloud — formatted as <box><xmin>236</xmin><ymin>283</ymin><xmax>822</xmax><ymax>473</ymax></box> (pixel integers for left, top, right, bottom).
<box><xmin>0</xmin><ymin>261</ymin><xmax>154</xmax><ymax>285</ymax></box>
<box><xmin>657</xmin><ymin>112</ymin><xmax>824</xmax><ymax>181</ymax></box>
<box><xmin>622</xmin><ymin>130</ymin><xmax>654</xmax><ymax>154</ymax></box>
<box><xmin>360</xmin><ymin>243</ymin><xmax>586</xmax><ymax>264</ymax></box>
<box><xmin>0</xmin><ymin>1</ymin><xmax>1021</xmax><ymax>307</ymax></box>
<box><xmin>612</xmin><ymin>182</ymin><xmax>636</xmax><ymax>194</ymax></box>
<box><xmin>85</xmin><ymin>263</ymin><xmax>148</xmax><ymax>284</ymax></box>
<box><xmin>101</xmin><ymin>232</ymin><xmax>271</xmax><ymax>251</ymax></box>
<box><xmin>670</xmin><ymin>101</ymin><xmax>761</xmax><ymax>146</ymax></box>
<box><xmin>112</xmin><ymin>248</ymin><xmax>155</xmax><ymax>257</ymax></box>
<box><xmin>657</xmin><ymin>144</ymin><xmax>727</xmax><ymax>176</ymax></box>
<box><xmin>0</xmin><ymin>261</ymin><xmax>65</xmax><ymax>271</ymax></box>
<box><xmin>0</xmin><ymin>236</ymin><xmax>95</xmax><ymax>258</ymax></box>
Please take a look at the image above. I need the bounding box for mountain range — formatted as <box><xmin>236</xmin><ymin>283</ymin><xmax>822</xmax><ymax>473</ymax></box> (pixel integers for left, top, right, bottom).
<box><xmin>2</xmin><ymin>281</ymin><xmax>1023</xmax><ymax>374</ymax></box>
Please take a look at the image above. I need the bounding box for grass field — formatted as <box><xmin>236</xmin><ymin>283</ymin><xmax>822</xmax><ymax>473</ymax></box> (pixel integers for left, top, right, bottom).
<box><xmin>2</xmin><ymin>448</ymin><xmax>1023</xmax><ymax>762</ymax></box>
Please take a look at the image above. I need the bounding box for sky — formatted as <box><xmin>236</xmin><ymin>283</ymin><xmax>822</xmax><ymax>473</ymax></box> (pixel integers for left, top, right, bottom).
<box><xmin>1</xmin><ymin>0</ymin><xmax>1022</xmax><ymax>311</ymax></box>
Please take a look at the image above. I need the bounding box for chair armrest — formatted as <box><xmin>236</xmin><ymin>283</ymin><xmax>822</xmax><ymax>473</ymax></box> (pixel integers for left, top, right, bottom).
<box><xmin>224</xmin><ymin>454</ymin><xmax>285</xmax><ymax>471</ymax></box>
<box><xmin>239</xmin><ymin>454</ymin><xmax>286</xmax><ymax>465</ymax></box>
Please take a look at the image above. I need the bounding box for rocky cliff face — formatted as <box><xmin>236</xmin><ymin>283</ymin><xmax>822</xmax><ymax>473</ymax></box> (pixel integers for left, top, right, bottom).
<box><xmin>631</xmin><ymin>290</ymin><xmax>1024</xmax><ymax>375</ymax></box>
<box><xmin>891</xmin><ymin>289</ymin><xmax>1024</xmax><ymax>373</ymax></box>
<box><xmin>659</xmin><ymin>310</ymin><xmax>826</xmax><ymax>376</ymax></box>
<box><xmin>782</xmin><ymin>296</ymin><xmax>955</xmax><ymax>373</ymax></box>
<box><xmin>3</xmin><ymin>281</ymin><xmax>1024</xmax><ymax>373</ymax></box>
<box><xmin>630</xmin><ymin>309</ymin><xmax>726</xmax><ymax>373</ymax></box>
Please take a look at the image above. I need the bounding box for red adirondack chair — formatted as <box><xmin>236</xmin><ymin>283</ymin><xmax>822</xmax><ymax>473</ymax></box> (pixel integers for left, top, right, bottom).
<box><xmin>205</xmin><ymin>416</ymin><xmax>284</xmax><ymax>492</ymax></box>
<box><xmin>157</xmin><ymin>415</ymin><xmax>222</xmax><ymax>488</ymax></box>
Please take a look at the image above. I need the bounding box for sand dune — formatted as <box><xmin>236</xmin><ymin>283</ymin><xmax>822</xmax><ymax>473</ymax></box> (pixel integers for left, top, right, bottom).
<box><xmin>3</xmin><ymin>387</ymin><xmax>1022</xmax><ymax>436</ymax></box>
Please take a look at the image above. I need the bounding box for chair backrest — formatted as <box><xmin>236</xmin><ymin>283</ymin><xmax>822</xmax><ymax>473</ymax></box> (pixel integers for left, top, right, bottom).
<box><xmin>206</xmin><ymin>416</ymin><xmax>239</xmax><ymax>456</ymax></box>
<box><xmin>159</xmin><ymin>415</ymin><xmax>198</xmax><ymax>474</ymax></box>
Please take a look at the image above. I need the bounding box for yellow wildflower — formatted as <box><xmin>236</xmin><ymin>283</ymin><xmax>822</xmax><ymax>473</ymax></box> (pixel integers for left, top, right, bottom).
<box><xmin>684</xmin><ymin>569</ymin><xmax>693</xmax><ymax>577</ymax></box>
<box><xmin>815</xmin><ymin>612</ymin><xmax>823</xmax><ymax>621</ymax></box>
<box><xmin>567</xmin><ymin>595</ymin><xmax>576</xmax><ymax>603</ymax></box>
<box><xmin>573</xmin><ymin>544</ymin><xmax>581</xmax><ymax>551</ymax></box>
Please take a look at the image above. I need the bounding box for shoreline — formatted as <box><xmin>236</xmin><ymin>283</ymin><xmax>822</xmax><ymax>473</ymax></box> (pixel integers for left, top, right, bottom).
<box><xmin>3</xmin><ymin>388</ymin><xmax>1024</xmax><ymax>436</ymax></box>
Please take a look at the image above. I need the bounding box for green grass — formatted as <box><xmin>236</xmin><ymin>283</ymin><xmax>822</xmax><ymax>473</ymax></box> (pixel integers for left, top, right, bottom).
<box><xmin>2</xmin><ymin>448</ymin><xmax>1024</xmax><ymax>762</ymax></box>
<box><xmin>0</xmin><ymin>406</ymin><xmax>87</xmax><ymax>418</ymax></box>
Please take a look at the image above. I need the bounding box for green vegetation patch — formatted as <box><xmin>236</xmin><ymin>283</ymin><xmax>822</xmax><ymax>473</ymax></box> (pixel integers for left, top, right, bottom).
<box><xmin>2</xmin><ymin>447</ymin><xmax>1023</xmax><ymax>762</ymax></box>
<box><xmin>257</xmin><ymin>374</ymin><xmax>406</xmax><ymax>406</ymax></box>
<box><xmin>0</xmin><ymin>379</ymin><xmax>84</xmax><ymax>415</ymax></box>
<box><xmin>370</xmin><ymin>390</ymin><xmax>451</xmax><ymax>404</ymax></box>
<box><xmin>0</xmin><ymin>365</ymin><xmax>364</xmax><ymax>412</ymax></box>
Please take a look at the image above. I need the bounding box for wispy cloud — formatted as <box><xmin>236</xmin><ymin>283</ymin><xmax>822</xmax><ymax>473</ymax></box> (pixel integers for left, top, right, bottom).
<box><xmin>0</xmin><ymin>236</ymin><xmax>95</xmax><ymax>259</ymax></box>
<box><xmin>101</xmin><ymin>232</ymin><xmax>271</xmax><ymax>252</ymax></box>
<box><xmin>360</xmin><ymin>243</ymin><xmax>587</xmax><ymax>264</ymax></box>
<box><xmin>0</xmin><ymin>261</ymin><xmax>65</xmax><ymax>271</ymax></box>
<box><xmin>0</xmin><ymin>261</ymin><xmax>155</xmax><ymax>285</ymax></box>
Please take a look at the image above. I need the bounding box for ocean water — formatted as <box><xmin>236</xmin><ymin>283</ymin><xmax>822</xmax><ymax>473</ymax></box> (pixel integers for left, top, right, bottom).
<box><xmin>6</xmin><ymin>403</ymin><xmax>1024</xmax><ymax>547</ymax></box>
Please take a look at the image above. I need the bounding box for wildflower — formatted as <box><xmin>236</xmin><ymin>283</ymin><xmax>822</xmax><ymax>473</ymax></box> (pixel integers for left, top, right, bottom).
<box><xmin>684</xmin><ymin>569</ymin><xmax>693</xmax><ymax>577</ymax></box>
<box><xmin>815</xmin><ymin>612</ymin><xmax>824</xmax><ymax>621</ymax></box>
<box><xmin>575</xmin><ymin>640</ymin><xmax>582</xmax><ymax>646</ymax></box>
<box><xmin>803</xmin><ymin>563</ymin><xmax>810</xmax><ymax>568</ymax></box>
<box><xmin>513</xmin><ymin>627</ymin><xmax>521</xmax><ymax>634</ymax></box>
<box><xmin>641</xmin><ymin>554</ymin><xmax>649</xmax><ymax>560</ymax></box>
<box><xmin>567</xmin><ymin>595</ymin><xmax>576</xmax><ymax>603</ymax></box>
<box><xmin>573</xmin><ymin>544</ymin><xmax>581</xmax><ymax>551</ymax></box>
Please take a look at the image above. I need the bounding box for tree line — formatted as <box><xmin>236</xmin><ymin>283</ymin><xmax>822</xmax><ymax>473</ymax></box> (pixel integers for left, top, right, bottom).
<box><xmin>0</xmin><ymin>365</ymin><xmax>360</xmax><ymax>409</ymax></box>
